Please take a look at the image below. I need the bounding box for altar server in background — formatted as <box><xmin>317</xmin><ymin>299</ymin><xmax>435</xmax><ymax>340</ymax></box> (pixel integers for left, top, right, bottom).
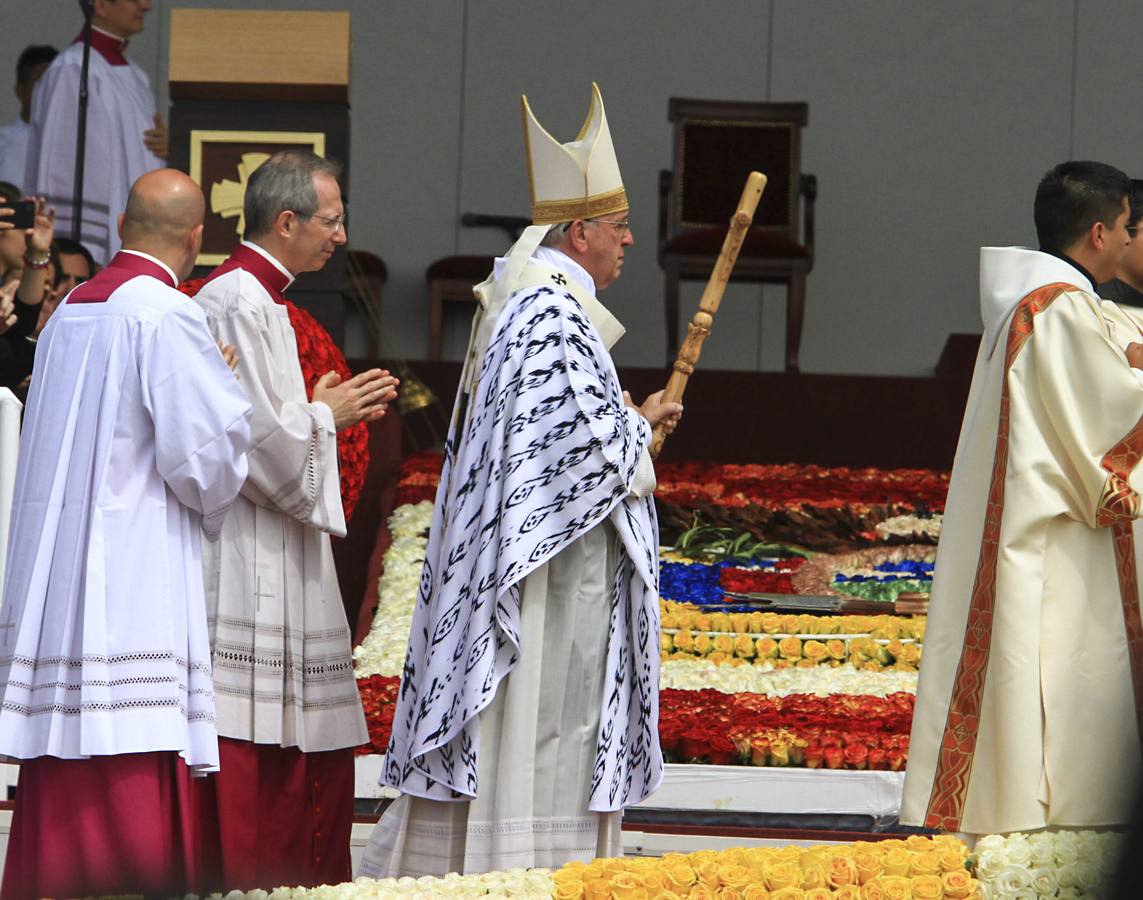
<box><xmin>192</xmin><ymin>150</ymin><xmax>397</xmax><ymax>891</ymax></box>
<box><xmin>25</xmin><ymin>0</ymin><xmax>168</xmax><ymax>264</ymax></box>
<box><xmin>362</xmin><ymin>83</ymin><xmax>680</xmax><ymax>878</ymax></box>
<box><xmin>902</xmin><ymin>160</ymin><xmax>1143</xmax><ymax>838</ymax></box>
<box><xmin>0</xmin><ymin>168</ymin><xmax>252</xmax><ymax>900</ymax></box>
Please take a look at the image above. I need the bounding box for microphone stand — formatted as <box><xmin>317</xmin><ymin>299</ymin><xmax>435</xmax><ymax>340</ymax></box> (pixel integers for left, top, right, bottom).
<box><xmin>72</xmin><ymin>0</ymin><xmax>95</xmax><ymax>242</ymax></box>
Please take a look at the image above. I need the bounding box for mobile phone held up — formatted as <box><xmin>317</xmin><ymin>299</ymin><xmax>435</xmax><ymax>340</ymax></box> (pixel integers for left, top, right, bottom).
<box><xmin>0</xmin><ymin>200</ymin><xmax>36</xmax><ymax>230</ymax></box>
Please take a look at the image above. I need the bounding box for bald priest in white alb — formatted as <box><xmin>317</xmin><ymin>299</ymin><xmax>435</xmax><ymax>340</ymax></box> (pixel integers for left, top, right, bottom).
<box><xmin>0</xmin><ymin>169</ymin><xmax>252</xmax><ymax>900</ymax></box>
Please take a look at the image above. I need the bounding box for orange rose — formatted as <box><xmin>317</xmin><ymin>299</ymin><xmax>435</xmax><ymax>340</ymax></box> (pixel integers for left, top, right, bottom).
<box><xmin>911</xmin><ymin>874</ymin><xmax>942</xmax><ymax>899</ymax></box>
<box><xmin>778</xmin><ymin>636</ymin><xmax>803</xmax><ymax>659</ymax></box>
<box><xmin>853</xmin><ymin>852</ymin><xmax>884</xmax><ymax>885</ymax></box>
<box><xmin>940</xmin><ymin>869</ymin><xmax>975</xmax><ymax>899</ymax></box>
<box><xmin>878</xmin><ymin>875</ymin><xmax>911</xmax><ymax>900</ymax></box>
<box><xmin>755</xmin><ymin>637</ymin><xmax>779</xmax><ymax>659</ymax></box>
<box><xmin>828</xmin><ymin>855</ymin><xmax>859</xmax><ymax>888</ymax></box>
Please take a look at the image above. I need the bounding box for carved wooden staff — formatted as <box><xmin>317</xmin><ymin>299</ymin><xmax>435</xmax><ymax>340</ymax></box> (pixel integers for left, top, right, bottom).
<box><xmin>651</xmin><ymin>170</ymin><xmax>768</xmax><ymax>456</ymax></box>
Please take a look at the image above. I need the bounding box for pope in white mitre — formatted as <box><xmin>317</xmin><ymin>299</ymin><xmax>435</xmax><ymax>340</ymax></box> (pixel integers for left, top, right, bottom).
<box><xmin>902</xmin><ymin>160</ymin><xmax>1143</xmax><ymax>838</ymax></box>
<box><xmin>361</xmin><ymin>84</ymin><xmax>682</xmax><ymax>877</ymax></box>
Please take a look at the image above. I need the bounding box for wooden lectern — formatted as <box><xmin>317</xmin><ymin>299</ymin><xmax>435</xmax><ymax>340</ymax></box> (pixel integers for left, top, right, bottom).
<box><xmin>167</xmin><ymin>9</ymin><xmax>351</xmax><ymax>345</ymax></box>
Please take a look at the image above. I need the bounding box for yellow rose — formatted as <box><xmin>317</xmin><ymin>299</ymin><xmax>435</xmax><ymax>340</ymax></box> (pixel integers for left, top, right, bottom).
<box><xmin>694</xmin><ymin>613</ymin><xmax>713</xmax><ymax>630</ymax></box>
<box><xmin>826</xmin><ymin>639</ymin><xmax>848</xmax><ymax>660</ymax></box>
<box><xmin>553</xmin><ymin>880</ymin><xmax>586</xmax><ymax>899</ymax></box>
<box><xmin>734</xmin><ymin>634</ymin><xmax>756</xmax><ymax>659</ymax></box>
<box><xmin>910</xmin><ymin>874</ymin><xmax>942</xmax><ymax>899</ymax></box>
<box><xmin>860</xmin><ymin>878</ymin><xmax>889</xmax><ymax>900</ymax></box>
<box><xmin>910</xmin><ymin>850</ymin><xmax>942</xmax><ymax>877</ymax></box>
<box><xmin>828</xmin><ymin>855</ymin><xmax>860</xmax><ymax>888</ymax></box>
<box><xmin>609</xmin><ymin>871</ymin><xmax>648</xmax><ymax>899</ymax></box>
<box><xmin>687</xmin><ymin>886</ymin><xmax>717</xmax><ymax>900</ymax></box>
<box><xmin>730</xmin><ymin>614</ymin><xmax>750</xmax><ymax>634</ymax></box>
<box><xmin>834</xmin><ymin>887</ymin><xmax>862</xmax><ymax>900</ymax></box>
<box><xmin>748</xmin><ymin>611</ymin><xmax>765</xmax><ymax>632</ymax></box>
<box><xmin>709</xmin><ymin>652</ymin><xmax>733</xmax><ymax>665</ymax></box>
<box><xmin>662</xmin><ymin>865</ymin><xmax>698</xmax><ymax>893</ymax></box>
<box><xmin>774</xmin><ymin>659</ymin><xmax>793</xmax><ymax>670</ymax></box>
<box><xmin>800</xmin><ymin>862</ymin><xmax>827</xmax><ymax>890</ymax></box>
<box><xmin>716</xmin><ymin>889</ymin><xmax>744</xmax><ymax>900</ymax></box>
<box><xmin>742</xmin><ymin>887</ymin><xmax>771</xmax><ymax>900</ymax></box>
<box><xmin>939</xmin><ymin>870</ymin><xmax>974</xmax><ymax>900</ymax></box>
<box><xmin>792</xmin><ymin>614</ymin><xmax>816</xmax><ymax>634</ymax></box>
<box><xmin>688</xmin><ymin>850</ymin><xmax>719</xmax><ymax>867</ymax></box>
<box><xmin>696</xmin><ymin>861</ymin><xmax>723</xmax><ymax>890</ymax></box>
<box><xmin>710</xmin><ymin>612</ymin><xmax>730</xmax><ymax>632</ymax></box>
<box><xmin>583</xmin><ymin>878</ymin><xmax>612</xmax><ymax>899</ymax></box>
<box><xmin>853</xmin><ymin>852</ymin><xmax>884</xmax><ymax>885</ymax></box>
<box><xmin>718</xmin><ymin>865</ymin><xmax>754</xmax><ymax>891</ymax></box>
<box><xmin>778</xmin><ymin>636</ymin><xmax>803</xmax><ymax>659</ymax></box>
<box><xmin>898</xmin><ymin>643</ymin><xmax>922</xmax><ymax>666</ymax></box>
<box><xmin>768</xmin><ymin>888</ymin><xmax>805</xmax><ymax>900</ymax></box>
<box><xmin>674</xmin><ymin>629</ymin><xmax>695</xmax><ymax>652</ymax></box>
<box><xmin>879</xmin><ymin>875</ymin><xmax>912</xmax><ymax>900</ymax></box>
<box><xmin>904</xmin><ymin>835</ymin><xmax>936</xmax><ymax>853</ymax></box>
<box><xmin>881</xmin><ymin>848</ymin><xmax>912</xmax><ymax>877</ymax></box>
<box><xmin>694</xmin><ymin>633</ymin><xmax>712</xmax><ymax>655</ymax></box>
<box><xmin>756</xmin><ymin>637</ymin><xmax>779</xmax><ymax>659</ymax></box>
<box><xmin>795</xmin><ymin>659</ymin><xmax>817</xmax><ymax>669</ymax></box>
<box><xmin>764</xmin><ymin>860</ymin><xmax>802</xmax><ymax>891</ymax></box>
<box><xmin>769</xmin><ymin>739</ymin><xmax>790</xmax><ymax>767</ymax></box>
<box><xmin>713</xmin><ymin>634</ymin><xmax>735</xmax><ymax>655</ymax></box>
<box><xmin>804</xmin><ymin>890</ymin><xmax>832</xmax><ymax>900</ymax></box>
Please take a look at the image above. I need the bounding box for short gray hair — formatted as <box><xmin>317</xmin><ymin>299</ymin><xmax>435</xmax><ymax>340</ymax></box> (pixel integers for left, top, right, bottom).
<box><xmin>243</xmin><ymin>150</ymin><xmax>343</xmax><ymax>240</ymax></box>
<box><xmin>539</xmin><ymin>221</ymin><xmax>571</xmax><ymax>248</ymax></box>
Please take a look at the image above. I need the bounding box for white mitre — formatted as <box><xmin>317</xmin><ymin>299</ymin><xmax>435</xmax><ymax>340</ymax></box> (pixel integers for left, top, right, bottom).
<box><xmin>521</xmin><ymin>82</ymin><xmax>627</xmax><ymax>225</ymax></box>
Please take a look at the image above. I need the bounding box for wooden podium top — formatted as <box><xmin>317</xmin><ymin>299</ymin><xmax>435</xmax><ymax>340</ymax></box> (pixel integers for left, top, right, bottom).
<box><xmin>169</xmin><ymin>8</ymin><xmax>350</xmax><ymax>103</ymax></box>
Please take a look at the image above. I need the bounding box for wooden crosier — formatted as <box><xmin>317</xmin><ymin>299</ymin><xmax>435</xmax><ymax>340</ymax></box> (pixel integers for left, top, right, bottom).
<box><xmin>651</xmin><ymin>170</ymin><xmax>767</xmax><ymax>456</ymax></box>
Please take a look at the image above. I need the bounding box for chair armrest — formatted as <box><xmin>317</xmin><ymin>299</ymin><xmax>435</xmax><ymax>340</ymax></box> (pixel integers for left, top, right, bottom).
<box><xmin>658</xmin><ymin>169</ymin><xmax>673</xmax><ymax>258</ymax></box>
<box><xmin>800</xmin><ymin>173</ymin><xmax>818</xmax><ymax>257</ymax></box>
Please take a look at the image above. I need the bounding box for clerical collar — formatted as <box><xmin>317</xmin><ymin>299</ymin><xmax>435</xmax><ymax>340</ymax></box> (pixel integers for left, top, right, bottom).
<box><xmin>118</xmin><ymin>250</ymin><xmax>177</xmax><ymax>287</ymax></box>
<box><xmin>239</xmin><ymin>241</ymin><xmax>295</xmax><ymax>291</ymax></box>
<box><xmin>1039</xmin><ymin>249</ymin><xmax>1097</xmax><ymax>292</ymax></box>
<box><xmin>76</xmin><ymin>27</ymin><xmax>130</xmax><ymax>66</ymax></box>
<box><xmin>533</xmin><ymin>247</ymin><xmax>597</xmax><ymax>296</ymax></box>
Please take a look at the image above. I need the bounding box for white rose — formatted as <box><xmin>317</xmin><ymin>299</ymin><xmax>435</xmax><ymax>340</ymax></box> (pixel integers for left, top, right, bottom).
<box><xmin>1054</xmin><ymin>863</ymin><xmax>1079</xmax><ymax>890</ymax></box>
<box><xmin>1027</xmin><ymin>866</ymin><xmax>1058</xmax><ymax>896</ymax></box>
<box><xmin>1002</xmin><ymin>835</ymin><xmax>1032</xmax><ymax>869</ymax></box>
<box><xmin>1055</xmin><ymin>889</ymin><xmax>1083</xmax><ymax>900</ymax></box>
<box><xmin>1025</xmin><ymin>832</ymin><xmax>1055</xmax><ymax>866</ymax></box>
<box><xmin>974</xmin><ymin>834</ymin><xmax>1007</xmax><ymax>855</ymax></box>
<box><xmin>1052</xmin><ymin>831</ymin><xmax>1081</xmax><ymax>865</ymax></box>
<box><xmin>974</xmin><ymin>848</ymin><xmax>1011</xmax><ymax>881</ymax></box>
<box><xmin>1074</xmin><ymin>861</ymin><xmax>1104</xmax><ymax>893</ymax></box>
<box><xmin>992</xmin><ymin>864</ymin><xmax>1032</xmax><ymax>895</ymax></box>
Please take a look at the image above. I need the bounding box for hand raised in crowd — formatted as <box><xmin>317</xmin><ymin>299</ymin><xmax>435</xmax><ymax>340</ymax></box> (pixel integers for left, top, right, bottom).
<box><xmin>624</xmin><ymin>389</ymin><xmax>684</xmax><ymax>434</ymax></box>
<box><xmin>0</xmin><ymin>281</ymin><xmax>17</xmax><ymax>335</ymax></box>
<box><xmin>26</xmin><ymin>197</ymin><xmax>56</xmax><ymax>256</ymax></box>
<box><xmin>143</xmin><ymin>113</ymin><xmax>169</xmax><ymax>159</ymax></box>
<box><xmin>0</xmin><ymin>206</ymin><xmax>13</xmax><ymax>233</ymax></box>
<box><xmin>312</xmin><ymin>368</ymin><xmax>400</xmax><ymax>431</ymax></box>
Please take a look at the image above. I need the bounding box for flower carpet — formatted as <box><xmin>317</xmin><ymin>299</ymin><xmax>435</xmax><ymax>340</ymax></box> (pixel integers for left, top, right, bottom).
<box><xmin>204</xmin><ymin>829</ymin><xmax>1128</xmax><ymax>897</ymax></box>
<box><xmin>352</xmin><ymin>454</ymin><xmax>945</xmax><ymax>767</ymax></box>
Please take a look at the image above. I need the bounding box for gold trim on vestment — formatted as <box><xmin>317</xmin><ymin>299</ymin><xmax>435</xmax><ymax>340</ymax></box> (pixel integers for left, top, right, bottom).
<box><xmin>531</xmin><ymin>187</ymin><xmax>629</xmax><ymax>226</ymax></box>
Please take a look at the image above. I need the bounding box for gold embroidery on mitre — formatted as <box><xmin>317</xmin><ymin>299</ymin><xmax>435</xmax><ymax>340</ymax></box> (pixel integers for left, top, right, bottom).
<box><xmin>531</xmin><ymin>188</ymin><xmax>629</xmax><ymax>226</ymax></box>
<box><xmin>520</xmin><ymin>82</ymin><xmax>626</xmax><ymax>226</ymax></box>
